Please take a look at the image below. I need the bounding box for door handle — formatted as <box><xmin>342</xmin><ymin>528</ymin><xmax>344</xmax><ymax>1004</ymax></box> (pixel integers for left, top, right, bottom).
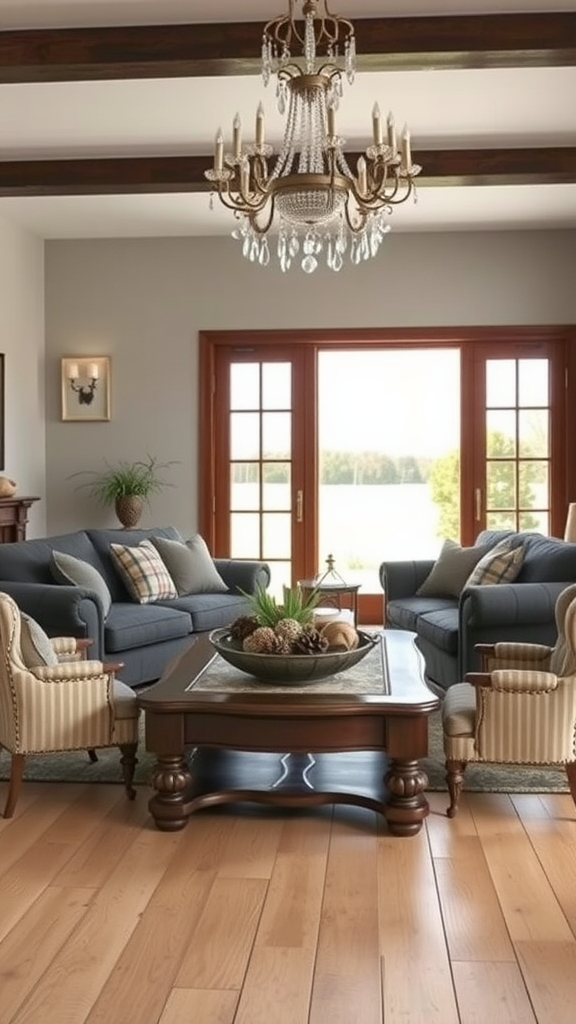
<box><xmin>296</xmin><ymin>490</ymin><xmax>303</xmax><ymax>523</ymax></box>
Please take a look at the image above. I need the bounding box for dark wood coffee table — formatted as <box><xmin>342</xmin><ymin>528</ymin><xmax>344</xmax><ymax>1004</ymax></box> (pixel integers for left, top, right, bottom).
<box><xmin>137</xmin><ymin>629</ymin><xmax>440</xmax><ymax>836</ymax></box>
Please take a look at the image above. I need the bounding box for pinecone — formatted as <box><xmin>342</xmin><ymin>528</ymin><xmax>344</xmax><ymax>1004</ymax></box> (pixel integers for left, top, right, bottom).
<box><xmin>273</xmin><ymin>635</ymin><xmax>294</xmax><ymax>655</ymax></box>
<box><xmin>243</xmin><ymin>626</ymin><xmax>278</xmax><ymax>653</ymax></box>
<box><xmin>291</xmin><ymin>625</ymin><xmax>329</xmax><ymax>655</ymax></box>
<box><xmin>229</xmin><ymin>615</ymin><xmax>259</xmax><ymax>643</ymax></box>
<box><xmin>274</xmin><ymin>618</ymin><xmax>303</xmax><ymax>644</ymax></box>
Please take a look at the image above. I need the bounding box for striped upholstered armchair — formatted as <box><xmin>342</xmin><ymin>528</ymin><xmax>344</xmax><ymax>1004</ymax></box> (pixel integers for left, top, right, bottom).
<box><xmin>0</xmin><ymin>592</ymin><xmax>140</xmax><ymax>818</ymax></box>
<box><xmin>442</xmin><ymin>583</ymin><xmax>576</xmax><ymax>817</ymax></box>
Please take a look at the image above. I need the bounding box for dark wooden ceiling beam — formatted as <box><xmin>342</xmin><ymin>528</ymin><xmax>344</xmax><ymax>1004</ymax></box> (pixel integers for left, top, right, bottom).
<box><xmin>0</xmin><ymin>148</ymin><xmax>573</xmax><ymax>197</ymax></box>
<box><xmin>0</xmin><ymin>12</ymin><xmax>574</xmax><ymax>83</ymax></box>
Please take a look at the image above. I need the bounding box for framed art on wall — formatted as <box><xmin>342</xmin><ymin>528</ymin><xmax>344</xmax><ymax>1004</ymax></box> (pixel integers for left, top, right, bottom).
<box><xmin>61</xmin><ymin>356</ymin><xmax>111</xmax><ymax>422</ymax></box>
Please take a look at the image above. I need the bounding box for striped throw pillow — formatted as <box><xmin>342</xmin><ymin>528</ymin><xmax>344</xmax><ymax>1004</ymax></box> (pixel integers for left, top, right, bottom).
<box><xmin>110</xmin><ymin>539</ymin><xmax>177</xmax><ymax>603</ymax></box>
<box><xmin>465</xmin><ymin>540</ymin><xmax>525</xmax><ymax>587</ymax></box>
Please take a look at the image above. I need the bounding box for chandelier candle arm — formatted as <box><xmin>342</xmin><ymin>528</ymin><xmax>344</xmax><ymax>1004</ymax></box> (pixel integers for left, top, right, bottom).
<box><xmin>233</xmin><ymin>115</ymin><xmax>242</xmax><ymax>160</ymax></box>
<box><xmin>372</xmin><ymin>103</ymin><xmax>383</xmax><ymax>147</ymax></box>
<box><xmin>402</xmin><ymin>126</ymin><xmax>412</xmax><ymax>173</ymax></box>
<box><xmin>387</xmin><ymin>112</ymin><xmax>397</xmax><ymax>156</ymax></box>
<box><xmin>204</xmin><ymin>0</ymin><xmax>422</xmax><ymax>273</ymax></box>
<box><xmin>214</xmin><ymin>130</ymin><xmax>224</xmax><ymax>173</ymax></box>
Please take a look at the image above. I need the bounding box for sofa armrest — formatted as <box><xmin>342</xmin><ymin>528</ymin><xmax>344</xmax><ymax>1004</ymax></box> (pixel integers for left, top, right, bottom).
<box><xmin>379</xmin><ymin>560</ymin><xmax>435</xmax><ymax>601</ymax></box>
<box><xmin>458</xmin><ymin>581</ymin><xmax>567</xmax><ymax>679</ymax></box>
<box><xmin>213</xmin><ymin>559</ymin><xmax>271</xmax><ymax>594</ymax></box>
<box><xmin>0</xmin><ymin>581</ymin><xmax>104</xmax><ymax>657</ymax></box>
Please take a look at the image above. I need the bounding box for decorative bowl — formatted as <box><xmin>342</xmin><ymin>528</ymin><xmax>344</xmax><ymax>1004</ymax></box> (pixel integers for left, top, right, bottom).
<box><xmin>208</xmin><ymin>627</ymin><xmax>379</xmax><ymax>684</ymax></box>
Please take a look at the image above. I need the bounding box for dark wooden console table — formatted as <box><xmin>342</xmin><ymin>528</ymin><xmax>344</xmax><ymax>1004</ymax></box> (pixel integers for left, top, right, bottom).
<box><xmin>0</xmin><ymin>496</ymin><xmax>40</xmax><ymax>543</ymax></box>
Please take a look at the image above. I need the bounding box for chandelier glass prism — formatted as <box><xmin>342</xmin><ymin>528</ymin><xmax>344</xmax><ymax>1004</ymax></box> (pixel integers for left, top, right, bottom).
<box><xmin>205</xmin><ymin>0</ymin><xmax>422</xmax><ymax>273</ymax></box>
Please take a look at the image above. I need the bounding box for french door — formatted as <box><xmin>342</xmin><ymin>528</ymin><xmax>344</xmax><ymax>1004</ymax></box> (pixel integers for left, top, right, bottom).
<box><xmin>200</xmin><ymin>330</ymin><xmax>570</xmax><ymax>608</ymax></box>
<box><xmin>201</xmin><ymin>339</ymin><xmax>315</xmax><ymax>596</ymax></box>
<box><xmin>462</xmin><ymin>338</ymin><xmax>566</xmax><ymax>542</ymax></box>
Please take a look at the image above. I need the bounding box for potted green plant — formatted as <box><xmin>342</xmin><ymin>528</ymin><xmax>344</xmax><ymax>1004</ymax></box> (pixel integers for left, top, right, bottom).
<box><xmin>71</xmin><ymin>455</ymin><xmax>178</xmax><ymax>528</ymax></box>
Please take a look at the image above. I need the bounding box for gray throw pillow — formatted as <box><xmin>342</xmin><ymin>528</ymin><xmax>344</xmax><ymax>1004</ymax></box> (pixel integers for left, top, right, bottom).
<box><xmin>151</xmin><ymin>534</ymin><xmax>228</xmax><ymax>595</ymax></box>
<box><xmin>417</xmin><ymin>539</ymin><xmax>489</xmax><ymax>598</ymax></box>
<box><xmin>20</xmin><ymin>612</ymin><xmax>58</xmax><ymax>668</ymax></box>
<box><xmin>51</xmin><ymin>550</ymin><xmax>112</xmax><ymax>617</ymax></box>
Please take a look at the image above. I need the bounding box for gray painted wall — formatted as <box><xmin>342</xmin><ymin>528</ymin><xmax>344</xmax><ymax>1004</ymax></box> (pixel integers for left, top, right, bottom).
<box><xmin>44</xmin><ymin>229</ymin><xmax>576</xmax><ymax>537</ymax></box>
<box><xmin>0</xmin><ymin>216</ymin><xmax>45</xmax><ymax>536</ymax></box>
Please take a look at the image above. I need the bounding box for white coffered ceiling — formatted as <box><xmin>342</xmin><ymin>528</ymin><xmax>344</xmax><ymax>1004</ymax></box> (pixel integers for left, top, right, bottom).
<box><xmin>0</xmin><ymin>0</ymin><xmax>574</xmax><ymax>239</ymax></box>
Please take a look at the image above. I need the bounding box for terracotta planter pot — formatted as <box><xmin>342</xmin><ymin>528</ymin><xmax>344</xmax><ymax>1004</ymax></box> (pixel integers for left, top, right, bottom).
<box><xmin>115</xmin><ymin>495</ymin><xmax>145</xmax><ymax>528</ymax></box>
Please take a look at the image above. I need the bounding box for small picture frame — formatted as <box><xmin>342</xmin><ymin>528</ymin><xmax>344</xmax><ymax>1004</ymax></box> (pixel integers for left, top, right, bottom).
<box><xmin>61</xmin><ymin>356</ymin><xmax>111</xmax><ymax>422</ymax></box>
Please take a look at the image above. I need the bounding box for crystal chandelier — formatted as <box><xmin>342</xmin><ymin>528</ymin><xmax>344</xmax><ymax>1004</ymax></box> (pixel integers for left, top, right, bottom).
<box><xmin>205</xmin><ymin>0</ymin><xmax>421</xmax><ymax>273</ymax></box>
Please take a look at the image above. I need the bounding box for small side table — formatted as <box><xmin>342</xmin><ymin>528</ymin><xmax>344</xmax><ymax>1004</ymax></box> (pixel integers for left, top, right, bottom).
<box><xmin>299</xmin><ymin>579</ymin><xmax>361</xmax><ymax>627</ymax></box>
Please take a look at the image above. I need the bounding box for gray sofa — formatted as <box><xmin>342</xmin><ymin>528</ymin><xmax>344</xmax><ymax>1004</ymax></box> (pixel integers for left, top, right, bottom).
<box><xmin>0</xmin><ymin>525</ymin><xmax>270</xmax><ymax>687</ymax></box>
<box><xmin>379</xmin><ymin>530</ymin><xmax>576</xmax><ymax>692</ymax></box>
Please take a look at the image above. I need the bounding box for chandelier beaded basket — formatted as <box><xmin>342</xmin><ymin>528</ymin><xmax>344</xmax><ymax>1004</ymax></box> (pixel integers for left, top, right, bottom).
<box><xmin>205</xmin><ymin>0</ymin><xmax>421</xmax><ymax>274</ymax></box>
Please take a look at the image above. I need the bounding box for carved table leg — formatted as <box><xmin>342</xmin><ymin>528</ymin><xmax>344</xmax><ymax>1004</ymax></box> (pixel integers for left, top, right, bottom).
<box><xmin>445</xmin><ymin>758</ymin><xmax>466</xmax><ymax>818</ymax></box>
<box><xmin>148</xmin><ymin>755</ymin><xmax>192</xmax><ymax>831</ymax></box>
<box><xmin>384</xmin><ymin>758</ymin><xmax>430</xmax><ymax>836</ymax></box>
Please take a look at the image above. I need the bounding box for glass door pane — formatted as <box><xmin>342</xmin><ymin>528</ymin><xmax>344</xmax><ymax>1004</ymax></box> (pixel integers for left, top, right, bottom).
<box><xmin>317</xmin><ymin>348</ymin><xmax>461</xmax><ymax>593</ymax></box>
<box><xmin>484</xmin><ymin>357</ymin><xmax>550</xmax><ymax>533</ymax></box>
<box><xmin>229</xmin><ymin>360</ymin><xmax>293</xmax><ymax>596</ymax></box>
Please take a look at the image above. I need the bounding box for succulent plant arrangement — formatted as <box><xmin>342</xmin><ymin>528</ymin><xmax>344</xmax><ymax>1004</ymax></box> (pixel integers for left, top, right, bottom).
<box><xmin>230</xmin><ymin>585</ymin><xmax>359</xmax><ymax>655</ymax></box>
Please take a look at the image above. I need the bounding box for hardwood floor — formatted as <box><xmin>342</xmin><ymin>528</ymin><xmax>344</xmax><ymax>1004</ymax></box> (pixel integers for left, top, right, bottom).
<box><xmin>1</xmin><ymin>781</ymin><xmax>576</xmax><ymax>1024</ymax></box>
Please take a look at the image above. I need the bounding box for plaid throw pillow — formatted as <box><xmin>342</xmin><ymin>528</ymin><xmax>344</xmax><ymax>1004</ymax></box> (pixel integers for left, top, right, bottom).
<box><xmin>110</xmin><ymin>539</ymin><xmax>177</xmax><ymax>603</ymax></box>
<box><xmin>465</xmin><ymin>540</ymin><xmax>525</xmax><ymax>587</ymax></box>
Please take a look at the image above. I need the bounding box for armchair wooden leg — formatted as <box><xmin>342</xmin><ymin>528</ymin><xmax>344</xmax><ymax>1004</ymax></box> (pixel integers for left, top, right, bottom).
<box><xmin>119</xmin><ymin>743</ymin><xmax>138</xmax><ymax>800</ymax></box>
<box><xmin>3</xmin><ymin>752</ymin><xmax>25</xmax><ymax>818</ymax></box>
<box><xmin>565</xmin><ymin>762</ymin><xmax>576</xmax><ymax>810</ymax></box>
<box><xmin>445</xmin><ymin>758</ymin><xmax>467</xmax><ymax>818</ymax></box>
<box><xmin>87</xmin><ymin>749</ymin><xmax>99</xmax><ymax>763</ymax></box>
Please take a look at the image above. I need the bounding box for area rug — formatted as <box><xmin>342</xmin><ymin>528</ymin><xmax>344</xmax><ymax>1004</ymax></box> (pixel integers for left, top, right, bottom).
<box><xmin>0</xmin><ymin>713</ymin><xmax>569</xmax><ymax>793</ymax></box>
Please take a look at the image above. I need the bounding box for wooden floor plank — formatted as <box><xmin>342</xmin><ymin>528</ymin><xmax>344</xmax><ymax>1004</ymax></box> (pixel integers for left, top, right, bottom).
<box><xmin>433</xmin><ymin>837</ymin><xmax>516</xmax><ymax>961</ymax></box>
<box><xmin>52</xmin><ymin>795</ymin><xmax>151</xmax><ymax>888</ymax></box>
<box><xmin>0</xmin><ymin>778</ymin><xmax>574</xmax><ymax>1024</ymax></box>
<box><xmin>452</xmin><ymin>961</ymin><xmax>537</xmax><ymax>1024</ymax></box>
<box><xmin>515</xmin><ymin>941</ymin><xmax>576</xmax><ymax>1024</ymax></box>
<box><xmin>510</xmin><ymin>797</ymin><xmax>576</xmax><ymax>938</ymax></box>
<box><xmin>0</xmin><ymin>787</ymin><xmax>124</xmax><ymax>944</ymax></box>
<box><xmin>8</xmin><ymin>828</ymin><xmax>183</xmax><ymax>1024</ymax></box>
<box><xmin>85</xmin><ymin>816</ymin><xmax>238</xmax><ymax>1024</ymax></box>
<box><xmin>214</xmin><ymin>812</ymin><xmax>284</xmax><ymax>879</ymax></box>
<box><xmin>377</xmin><ymin>827</ymin><xmax>460</xmax><ymax>1024</ymax></box>
<box><xmin>0</xmin><ymin>886</ymin><xmax>95</xmax><ymax>1024</ymax></box>
<box><xmin>158</xmin><ymin>989</ymin><xmax>238</xmax><ymax>1024</ymax></box>
<box><xmin>470</xmin><ymin>795</ymin><xmax>575</xmax><ymax>943</ymax></box>
<box><xmin>0</xmin><ymin>785</ymin><xmax>105</xmax><ymax>875</ymax></box>
<box><xmin>233</xmin><ymin>816</ymin><xmax>331</xmax><ymax>1024</ymax></box>
<box><xmin>174</xmin><ymin>876</ymin><xmax>268</xmax><ymax>989</ymax></box>
<box><xmin>309</xmin><ymin>808</ymin><xmax>383</xmax><ymax>1024</ymax></box>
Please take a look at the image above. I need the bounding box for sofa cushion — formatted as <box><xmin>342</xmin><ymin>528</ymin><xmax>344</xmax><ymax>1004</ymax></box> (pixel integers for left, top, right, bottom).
<box><xmin>104</xmin><ymin>602</ymin><xmax>192</xmax><ymax>653</ymax></box>
<box><xmin>519</xmin><ymin>534</ymin><xmax>576</xmax><ymax>583</ymax></box>
<box><xmin>150</xmin><ymin>534</ymin><xmax>228</xmax><ymax>595</ymax></box>
<box><xmin>465</xmin><ymin>539</ymin><xmax>525</xmax><ymax>587</ymax></box>
<box><xmin>416</xmin><ymin>607</ymin><xmax>460</xmax><ymax>655</ymax></box>
<box><xmin>50</xmin><ymin>550</ymin><xmax>112</xmax><ymax>617</ymax></box>
<box><xmin>110</xmin><ymin>540</ymin><xmax>178</xmax><ymax>604</ymax></box>
<box><xmin>0</xmin><ymin>530</ymin><xmax>103</xmax><ymax>585</ymax></box>
<box><xmin>417</xmin><ymin>539</ymin><xmax>489</xmax><ymax>598</ymax></box>
<box><xmin>386</xmin><ymin>596</ymin><xmax>456</xmax><ymax>633</ymax></box>
<box><xmin>19</xmin><ymin>613</ymin><xmax>59</xmax><ymax>668</ymax></box>
<box><xmin>158</xmin><ymin>591</ymin><xmax>255</xmax><ymax>632</ymax></box>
